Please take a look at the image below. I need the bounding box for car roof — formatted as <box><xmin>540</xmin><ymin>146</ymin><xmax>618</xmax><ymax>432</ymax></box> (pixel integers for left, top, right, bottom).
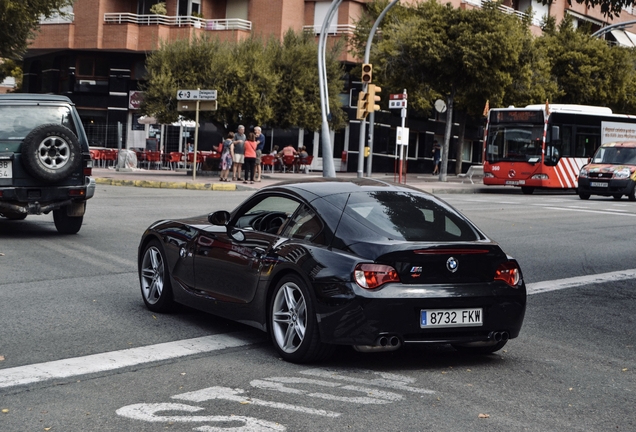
<box><xmin>0</xmin><ymin>94</ymin><xmax>73</xmax><ymax>103</ymax></box>
<box><xmin>261</xmin><ymin>177</ymin><xmax>424</xmax><ymax>200</ymax></box>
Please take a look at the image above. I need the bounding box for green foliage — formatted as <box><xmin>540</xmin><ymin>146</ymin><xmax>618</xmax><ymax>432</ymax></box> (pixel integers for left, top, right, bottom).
<box><xmin>149</xmin><ymin>2</ymin><xmax>166</xmax><ymax>15</ymax></box>
<box><xmin>0</xmin><ymin>59</ymin><xmax>22</xmax><ymax>89</ymax></box>
<box><xmin>0</xmin><ymin>0</ymin><xmax>73</xmax><ymax>59</ymax></box>
<box><xmin>141</xmin><ymin>32</ymin><xmax>346</xmax><ymax>132</ymax></box>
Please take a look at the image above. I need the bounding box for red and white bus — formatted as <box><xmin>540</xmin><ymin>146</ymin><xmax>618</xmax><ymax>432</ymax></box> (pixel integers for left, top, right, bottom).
<box><xmin>483</xmin><ymin>104</ymin><xmax>636</xmax><ymax>194</ymax></box>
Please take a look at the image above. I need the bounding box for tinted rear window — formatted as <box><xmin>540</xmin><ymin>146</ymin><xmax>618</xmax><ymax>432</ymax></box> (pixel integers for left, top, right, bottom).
<box><xmin>340</xmin><ymin>191</ymin><xmax>481</xmax><ymax>242</ymax></box>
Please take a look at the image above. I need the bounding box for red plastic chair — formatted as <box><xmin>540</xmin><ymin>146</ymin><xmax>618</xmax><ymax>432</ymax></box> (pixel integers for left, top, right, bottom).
<box><xmin>261</xmin><ymin>155</ymin><xmax>275</xmax><ymax>173</ymax></box>
<box><xmin>89</xmin><ymin>149</ymin><xmax>102</xmax><ymax>167</ymax></box>
<box><xmin>187</xmin><ymin>151</ymin><xmax>204</xmax><ymax>171</ymax></box>
<box><xmin>145</xmin><ymin>151</ymin><xmax>162</xmax><ymax>169</ymax></box>
<box><xmin>299</xmin><ymin>155</ymin><xmax>313</xmax><ymax>173</ymax></box>
<box><xmin>102</xmin><ymin>149</ymin><xmax>118</xmax><ymax>168</ymax></box>
<box><xmin>169</xmin><ymin>152</ymin><xmax>184</xmax><ymax>170</ymax></box>
<box><xmin>282</xmin><ymin>155</ymin><xmax>296</xmax><ymax>173</ymax></box>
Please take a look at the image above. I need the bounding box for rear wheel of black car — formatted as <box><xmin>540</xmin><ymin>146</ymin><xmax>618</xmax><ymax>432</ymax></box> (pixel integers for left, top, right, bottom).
<box><xmin>140</xmin><ymin>240</ymin><xmax>174</xmax><ymax>313</ymax></box>
<box><xmin>53</xmin><ymin>204</ymin><xmax>84</xmax><ymax>234</ymax></box>
<box><xmin>269</xmin><ymin>274</ymin><xmax>333</xmax><ymax>363</ymax></box>
<box><xmin>452</xmin><ymin>340</ymin><xmax>508</xmax><ymax>355</ymax></box>
<box><xmin>21</xmin><ymin>124</ymin><xmax>81</xmax><ymax>182</ymax></box>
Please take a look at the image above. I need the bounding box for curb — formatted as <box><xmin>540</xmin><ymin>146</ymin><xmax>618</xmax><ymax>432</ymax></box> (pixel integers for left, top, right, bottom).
<box><xmin>95</xmin><ymin>177</ymin><xmax>238</xmax><ymax>191</ymax></box>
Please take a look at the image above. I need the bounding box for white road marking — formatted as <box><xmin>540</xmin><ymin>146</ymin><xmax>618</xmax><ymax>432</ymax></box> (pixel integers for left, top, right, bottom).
<box><xmin>2</xmin><ymin>269</ymin><xmax>636</xmax><ymax>391</ymax></box>
<box><xmin>527</xmin><ymin>268</ymin><xmax>636</xmax><ymax>295</ymax></box>
<box><xmin>173</xmin><ymin>386</ymin><xmax>341</xmax><ymax>418</ymax></box>
<box><xmin>116</xmin><ymin>403</ymin><xmax>286</xmax><ymax>431</ymax></box>
<box><xmin>0</xmin><ymin>332</ymin><xmax>259</xmax><ymax>389</ymax></box>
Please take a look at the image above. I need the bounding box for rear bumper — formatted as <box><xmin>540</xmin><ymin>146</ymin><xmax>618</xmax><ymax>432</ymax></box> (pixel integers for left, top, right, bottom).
<box><xmin>313</xmin><ymin>281</ymin><xmax>527</xmax><ymax>346</ymax></box>
<box><xmin>0</xmin><ymin>176</ymin><xmax>94</xmax><ymax>214</ymax></box>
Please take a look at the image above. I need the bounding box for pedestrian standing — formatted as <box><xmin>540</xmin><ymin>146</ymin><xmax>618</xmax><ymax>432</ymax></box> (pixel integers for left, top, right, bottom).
<box><xmin>232</xmin><ymin>125</ymin><xmax>246</xmax><ymax>181</ymax></box>
<box><xmin>432</xmin><ymin>140</ymin><xmax>441</xmax><ymax>175</ymax></box>
<box><xmin>219</xmin><ymin>132</ymin><xmax>234</xmax><ymax>182</ymax></box>
<box><xmin>254</xmin><ymin>126</ymin><xmax>265</xmax><ymax>182</ymax></box>
<box><xmin>243</xmin><ymin>132</ymin><xmax>257</xmax><ymax>184</ymax></box>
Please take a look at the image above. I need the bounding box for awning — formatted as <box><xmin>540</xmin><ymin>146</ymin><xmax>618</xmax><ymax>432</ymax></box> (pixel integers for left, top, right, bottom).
<box><xmin>566</xmin><ymin>10</ymin><xmax>604</xmax><ymax>26</ymax></box>
<box><xmin>610</xmin><ymin>29</ymin><xmax>635</xmax><ymax>47</ymax></box>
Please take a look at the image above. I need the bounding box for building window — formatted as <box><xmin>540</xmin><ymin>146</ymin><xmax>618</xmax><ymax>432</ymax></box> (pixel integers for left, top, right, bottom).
<box><xmin>314</xmin><ymin>2</ymin><xmax>337</xmax><ymax>33</ymax></box>
<box><xmin>77</xmin><ymin>57</ymin><xmax>109</xmax><ymax>78</ymax></box>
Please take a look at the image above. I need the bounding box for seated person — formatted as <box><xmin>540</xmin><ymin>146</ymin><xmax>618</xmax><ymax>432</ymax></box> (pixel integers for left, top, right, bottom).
<box><xmin>299</xmin><ymin>146</ymin><xmax>309</xmax><ymax>159</ymax></box>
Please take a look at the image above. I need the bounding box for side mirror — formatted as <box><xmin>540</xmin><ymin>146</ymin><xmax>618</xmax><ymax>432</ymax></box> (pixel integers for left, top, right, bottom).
<box><xmin>208</xmin><ymin>210</ymin><xmax>231</xmax><ymax>226</ymax></box>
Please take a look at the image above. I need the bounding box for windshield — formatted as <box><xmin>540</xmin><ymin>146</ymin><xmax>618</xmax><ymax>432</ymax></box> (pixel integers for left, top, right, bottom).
<box><xmin>0</xmin><ymin>105</ymin><xmax>78</xmax><ymax>140</ymax></box>
<box><xmin>592</xmin><ymin>146</ymin><xmax>636</xmax><ymax>165</ymax></box>
<box><xmin>486</xmin><ymin>125</ymin><xmax>544</xmax><ymax>163</ymax></box>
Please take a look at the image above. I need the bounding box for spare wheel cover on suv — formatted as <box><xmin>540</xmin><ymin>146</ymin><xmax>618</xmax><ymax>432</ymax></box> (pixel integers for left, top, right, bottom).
<box><xmin>21</xmin><ymin>123</ymin><xmax>81</xmax><ymax>182</ymax></box>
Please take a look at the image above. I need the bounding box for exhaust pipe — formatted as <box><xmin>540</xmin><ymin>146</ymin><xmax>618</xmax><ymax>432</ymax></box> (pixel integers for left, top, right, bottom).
<box><xmin>489</xmin><ymin>331</ymin><xmax>510</xmax><ymax>342</ymax></box>
<box><xmin>353</xmin><ymin>335</ymin><xmax>402</xmax><ymax>353</ymax></box>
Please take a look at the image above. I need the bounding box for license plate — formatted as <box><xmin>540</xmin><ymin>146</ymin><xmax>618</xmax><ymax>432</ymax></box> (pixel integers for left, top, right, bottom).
<box><xmin>0</xmin><ymin>160</ymin><xmax>11</xmax><ymax>178</ymax></box>
<box><xmin>590</xmin><ymin>181</ymin><xmax>608</xmax><ymax>187</ymax></box>
<box><xmin>420</xmin><ymin>308</ymin><xmax>483</xmax><ymax>328</ymax></box>
<box><xmin>505</xmin><ymin>180</ymin><xmax>519</xmax><ymax>185</ymax></box>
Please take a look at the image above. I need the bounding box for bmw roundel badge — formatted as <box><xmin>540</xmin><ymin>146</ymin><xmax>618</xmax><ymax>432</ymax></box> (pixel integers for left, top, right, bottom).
<box><xmin>446</xmin><ymin>257</ymin><xmax>459</xmax><ymax>273</ymax></box>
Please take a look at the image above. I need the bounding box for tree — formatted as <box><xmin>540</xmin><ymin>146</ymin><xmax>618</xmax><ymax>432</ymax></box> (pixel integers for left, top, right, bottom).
<box><xmin>0</xmin><ymin>0</ymin><xmax>74</xmax><ymax>60</ymax></box>
<box><xmin>367</xmin><ymin>1</ymin><xmax>535</xmax><ymax>180</ymax></box>
<box><xmin>141</xmin><ymin>33</ymin><xmax>345</xmax><ymax>135</ymax></box>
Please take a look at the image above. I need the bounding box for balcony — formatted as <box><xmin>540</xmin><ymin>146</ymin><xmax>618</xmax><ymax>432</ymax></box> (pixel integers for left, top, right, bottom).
<box><xmin>302</xmin><ymin>24</ymin><xmax>357</xmax><ymax>35</ymax></box>
<box><xmin>462</xmin><ymin>0</ymin><xmax>543</xmax><ymax>27</ymax></box>
<box><xmin>103</xmin><ymin>13</ymin><xmax>252</xmax><ymax>31</ymax></box>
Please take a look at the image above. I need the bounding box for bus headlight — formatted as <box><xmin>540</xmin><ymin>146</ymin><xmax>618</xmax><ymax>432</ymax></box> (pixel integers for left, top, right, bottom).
<box><xmin>579</xmin><ymin>168</ymin><xmax>588</xmax><ymax>178</ymax></box>
<box><xmin>531</xmin><ymin>174</ymin><xmax>549</xmax><ymax>180</ymax></box>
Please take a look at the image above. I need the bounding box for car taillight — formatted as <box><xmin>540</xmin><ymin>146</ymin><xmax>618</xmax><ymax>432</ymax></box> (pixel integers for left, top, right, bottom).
<box><xmin>494</xmin><ymin>262</ymin><xmax>521</xmax><ymax>287</ymax></box>
<box><xmin>84</xmin><ymin>159</ymin><xmax>93</xmax><ymax>176</ymax></box>
<box><xmin>69</xmin><ymin>188</ymin><xmax>86</xmax><ymax>197</ymax></box>
<box><xmin>354</xmin><ymin>264</ymin><xmax>400</xmax><ymax>289</ymax></box>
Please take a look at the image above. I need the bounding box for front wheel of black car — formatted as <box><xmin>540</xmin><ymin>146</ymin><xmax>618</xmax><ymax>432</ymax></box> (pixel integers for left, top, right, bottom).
<box><xmin>578</xmin><ymin>192</ymin><xmax>590</xmax><ymax>200</ymax></box>
<box><xmin>140</xmin><ymin>240</ymin><xmax>174</xmax><ymax>313</ymax></box>
<box><xmin>21</xmin><ymin>124</ymin><xmax>81</xmax><ymax>182</ymax></box>
<box><xmin>269</xmin><ymin>275</ymin><xmax>333</xmax><ymax>363</ymax></box>
<box><xmin>53</xmin><ymin>205</ymin><xmax>83</xmax><ymax>234</ymax></box>
<box><xmin>452</xmin><ymin>340</ymin><xmax>508</xmax><ymax>354</ymax></box>
<box><xmin>628</xmin><ymin>186</ymin><xmax>636</xmax><ymax>202</ymax></box>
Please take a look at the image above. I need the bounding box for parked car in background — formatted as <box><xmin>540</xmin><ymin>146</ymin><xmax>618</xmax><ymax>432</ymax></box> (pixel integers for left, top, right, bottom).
<box><xmin>138</xmin><ymin>178</ymin><xmax>527</xmax><ymax>363</ymax></box>
<box><xmin>578</xmin><ymin>141</ymin><xmax>636</xmax><ymax>201</ymax></box>
<box><xmin>0</xmin><ymin>94</ymin><xmax>95</xmax><ymax>233</ymax></box>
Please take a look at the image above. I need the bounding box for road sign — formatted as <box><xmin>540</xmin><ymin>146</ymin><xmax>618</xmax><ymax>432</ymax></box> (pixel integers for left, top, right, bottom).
<box><xmin>199</xmin><ymin>90</ymin><xmax>217</xmax><ymax>100</ymax></box>
<box><xmin>396</xmin><ymin>126</ymin><xmax>409</xmax><ymax>145</ymax></box>
<box><xmin>389</xmin><ymin>93</ymin><xmax>407</xmax><ymax>100</ymax></box>
<box><xmin>389</xmin><ymin>100</ymin><xmax>407</xmax><ymax>109</ymax></box>
<box><xmin>177</xmin><ymin>90</ymin><xmax>199</xmax><ymax>100</ymax></box>
<box><xmin>177</xmin><ymin>101</ymin><xmax>218</xmax><ymax>112</ymax></box>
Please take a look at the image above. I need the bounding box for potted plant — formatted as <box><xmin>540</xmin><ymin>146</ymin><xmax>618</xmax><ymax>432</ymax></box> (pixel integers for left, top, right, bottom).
<box><xmin>150</xmin><ymin>2</ymin><xmax>167</xmax><ymax>15</ymax></box>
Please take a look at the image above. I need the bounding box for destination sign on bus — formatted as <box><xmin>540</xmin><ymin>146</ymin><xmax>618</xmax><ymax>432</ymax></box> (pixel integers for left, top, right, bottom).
<box><xmin>491</xmin><ymin>111</ymin><xmax>544</xmax><ymax>124</ymax></box>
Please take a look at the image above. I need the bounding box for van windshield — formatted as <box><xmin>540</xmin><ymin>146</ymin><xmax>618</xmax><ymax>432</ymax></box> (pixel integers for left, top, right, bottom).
<box><xmin>592</xmin><ymin>146</ymin><xmax>636</xmax><ymax>165</ymax></box>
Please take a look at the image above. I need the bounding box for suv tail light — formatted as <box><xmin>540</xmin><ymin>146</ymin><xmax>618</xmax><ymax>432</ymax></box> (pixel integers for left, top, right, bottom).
<box><xmin>354</xmin><ymin>264</ymin><xmax>400</xmax><ymax>289</ymax></box>
<box><xmin>84</xmin><ymin>159</ymin><xmax>93</xmax><ymax>176</ymax></box>
<box><xmin>494</xmin><ymin>262</ymin><xmax>521</xmax><ymax>287</ymax></box>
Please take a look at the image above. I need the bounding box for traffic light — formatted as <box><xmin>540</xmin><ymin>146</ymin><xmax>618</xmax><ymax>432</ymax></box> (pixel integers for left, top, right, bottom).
<box><xmin>367</xmin><ymin>84</ymin><xmax>382</xmax><ymax>112</ymax></box>
<box><xmin>356</xmin><ymin>90</ymin><xmax>369</xmax><ymax>120</ymax></box>
<box><xmin>361</xmin><ymin>64</ymin><xmax>373</xmax><ymax>84</ymax></box>
<box><xmin>364</xmin><ymin>146</ymin><xmax>371</xmax><ymax>157</ymax></box>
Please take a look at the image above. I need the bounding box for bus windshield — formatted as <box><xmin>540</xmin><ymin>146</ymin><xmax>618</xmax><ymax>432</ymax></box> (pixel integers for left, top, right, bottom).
<box><xmin>592</xmin><ymin>146</ymin><xmax>636</xmax><ymax>165</ymax></box>
<box><xmin>486</xmin><ymin>124</ymin><xmax>544</xmax><ymax>163</ymax></box>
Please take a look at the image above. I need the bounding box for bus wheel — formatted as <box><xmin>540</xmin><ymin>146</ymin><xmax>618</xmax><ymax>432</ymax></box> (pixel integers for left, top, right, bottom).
<box><xmin>521</xmin><ymin>187</ymin><xmax>534</xmax><ymax>195</ymax></box>
<box><xmin>579</xmin><ymin>193</ymin><xmax>590</xmax><ymax>200</ymax></box>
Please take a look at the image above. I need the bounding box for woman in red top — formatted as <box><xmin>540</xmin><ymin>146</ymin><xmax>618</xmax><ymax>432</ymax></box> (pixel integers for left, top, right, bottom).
<box><xmin>243</xmin><ymin>132</ymin><xmax>258</xmax><ymax>184</ymax></box>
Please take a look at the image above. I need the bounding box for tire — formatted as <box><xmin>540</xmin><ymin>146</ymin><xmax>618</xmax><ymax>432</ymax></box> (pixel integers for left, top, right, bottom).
<box><xmin>452</xmin><ymin>340</ymin><xmax>508</xmax><ymax>355</ymax></box>
<box><xmin>21</xmin><ymin>124</ymin><xmax>81</xmax><ymax>182</ymax></box>
<box><xmin>521</xmin><ymin>187</ymin><xmax>534</xmax><ymax>195</ymax></box>
<box><xmin>628</xmin><ymin>185</ymin><xmax>636</xmax><ymax>202</ymax></box>
<box><xmin>1</xmin><ymin>212</ymin><xmax>27</xmax><ymax>220</ymax></box>
<box><xmin>613</xmin><ymin>194</ymin><xmax>622</xmax><ymax>200</ymax></box>
<box><xmin>269</xmin><ymin>274</ymin><xmax>333</xmax><ymax>363</ymax></box>
<box><xmin>53</xmin><ymin>205</ymin><xmax>83</xmax><ymax>234</ymax></box>
<box><xmin>578</xmin><ymin>193</ymin><xmax>590</xmax><ymax>200</ymax></box>
<box><xmin>139</xmin><ymin>239</ymin><xmax>174</xmax><ymax>313</ymax></box>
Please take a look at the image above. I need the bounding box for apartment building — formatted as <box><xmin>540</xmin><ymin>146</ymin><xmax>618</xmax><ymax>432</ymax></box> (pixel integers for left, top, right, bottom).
<box><xmin>22</xmin><ymin>0</ymin><xmax>636</xmax><ymax>172</ymax></box>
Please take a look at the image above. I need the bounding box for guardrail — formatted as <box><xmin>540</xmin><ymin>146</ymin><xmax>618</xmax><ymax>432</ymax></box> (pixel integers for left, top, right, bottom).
<box><xmin>103</xmin><ymin>13</ymin><xmax>252</xmax><ymax>31</ymax></box>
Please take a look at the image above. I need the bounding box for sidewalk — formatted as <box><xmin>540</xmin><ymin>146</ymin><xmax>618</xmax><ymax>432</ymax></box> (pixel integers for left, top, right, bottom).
<box><xmin>92</xmin><ymin>167</ymin><xmax>510</xmax><ymax>195</ymax></box>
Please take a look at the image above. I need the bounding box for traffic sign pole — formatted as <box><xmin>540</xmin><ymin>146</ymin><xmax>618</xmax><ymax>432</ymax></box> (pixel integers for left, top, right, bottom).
<box><xmin>193</xmin><ymin>89</ymin><xmax>200</xmax><ymax>181</ymax></box>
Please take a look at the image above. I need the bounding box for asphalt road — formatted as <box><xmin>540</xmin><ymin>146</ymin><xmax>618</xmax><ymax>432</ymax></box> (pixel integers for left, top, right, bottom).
<box><xmin>0</xmin><ymin>186</ymin><xmax>634</xmax><ymax>431</ymax></box>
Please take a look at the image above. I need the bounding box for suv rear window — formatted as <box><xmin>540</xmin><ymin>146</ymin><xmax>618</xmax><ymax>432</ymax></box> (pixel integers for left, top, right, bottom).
<box><xmin>0</xmin><ymin>105</ymin><xmax>77</xmax><ymax>140</ymax></box>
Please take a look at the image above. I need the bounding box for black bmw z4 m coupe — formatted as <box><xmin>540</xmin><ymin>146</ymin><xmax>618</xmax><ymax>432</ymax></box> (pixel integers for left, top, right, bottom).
<box><xmin>138</xmin><ymin>178</ymin><xmax>526</xmax><ymax>363</ymax></box>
